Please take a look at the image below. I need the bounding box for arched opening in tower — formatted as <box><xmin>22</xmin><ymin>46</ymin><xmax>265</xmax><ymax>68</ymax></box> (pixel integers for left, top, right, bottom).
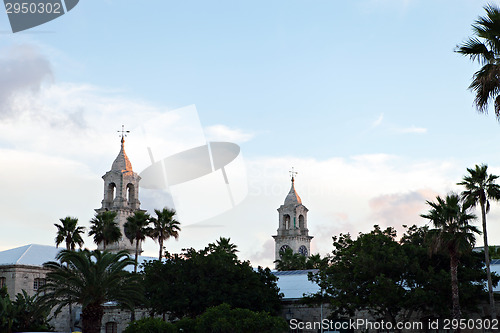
<box><xmin>127</xmin><ymin>183</ymin><xmax>135</xmax><ymax>205</ymax></box>
<box><xmin>106</xmin><ymin>183</ymin><xmax>116</xmax><ymax>205</ymax></box>
<box><xmin>283</xmin><ymin>214</ymin><xmax>290</xmax><ymax>230</ymax></box>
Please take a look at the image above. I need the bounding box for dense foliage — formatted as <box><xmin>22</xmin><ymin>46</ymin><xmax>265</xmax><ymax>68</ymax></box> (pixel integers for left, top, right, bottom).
<box><xmin>142</xmin><ymin>239</ymin><xmax>282</xmax><ymax>319</ymax></box>
<box><xmin>308</xmin><ymin>225</ymin><xmax>499</xmax><ymax>323</ymax></box>
<box><xmin>124</xmin><ymin>317</ymin><xmax>177</xmax><ymax>333</ymax></box>
<box><xmin>125</xmin><ymin>304</ymin><xmax>287</xmax><ymax>333</ymax></box>
<box><xmin>177</xmin><ymin>303</ymin><xmax>288</xmax><ymax>333</ymax></box>
<box><xmin>0</xmin><ymin>287</ymin><xmax>52</xmax><ymax>333</ymax></box>
<box><xmin>274</xmin><ymin>248</ymin><xmax>328</xmax><ymax>271</ymax></box>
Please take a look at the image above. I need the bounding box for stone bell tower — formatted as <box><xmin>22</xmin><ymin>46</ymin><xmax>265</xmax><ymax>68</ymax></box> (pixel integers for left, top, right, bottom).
<box><xmin>272</xmin><ymin>169</ymin><xmax>313</xmax><ymax>264</ymax></box>
<box><xmin>95</xmin><ymin>127</ymin><xmax>142</xmax><ymax>253</ymax></box>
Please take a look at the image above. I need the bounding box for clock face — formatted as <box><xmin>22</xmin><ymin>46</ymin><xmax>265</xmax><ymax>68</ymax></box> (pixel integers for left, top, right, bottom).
<box><xmin>279</xmin><ymin>245</ymin><xmax>291</xmax><ymax>256</ymax></box>
<box><xmin>298</xmin><ymin>245</ymin><xmax>308</xmax><ymax>256</ymax></box>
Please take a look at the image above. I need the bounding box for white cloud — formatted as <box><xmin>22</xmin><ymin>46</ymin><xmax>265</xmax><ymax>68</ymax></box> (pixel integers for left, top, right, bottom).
<box><xmin>204</xmin><ymin>124</ymin><xmax>254</xmax><ymax>143</ymax></box>
<box><xmin>0</xmin><ymin>44</ymin><xmax>53</xmax><ymax>117</ymax></box>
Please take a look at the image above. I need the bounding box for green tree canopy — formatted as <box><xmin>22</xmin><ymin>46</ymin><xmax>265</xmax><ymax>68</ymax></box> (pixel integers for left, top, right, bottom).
<box><xmin>142</xmin><ymin>239</ymin><xmax>282</xmax><ymax>319</ymax></box>
<box><xmin>176</xmin><ymin>303</ymin><xmax>288</xmax><ymax>333</ymax></box>
<box><xmin>308</xmin><ymin>224</ymin><xmax>497</xmax><ymax>324</ymax></box>
<box><xmin>0</xmin><ymin>288</ymin><xmax>52</xmax><ymax>333</ymax></box>
<box><xmin>274</xmin><ymin>248</ymin><xmax>328</xmax><ymax>271</ymax></box>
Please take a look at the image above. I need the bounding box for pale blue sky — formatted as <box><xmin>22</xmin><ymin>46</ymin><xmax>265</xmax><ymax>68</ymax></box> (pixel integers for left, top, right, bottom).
<box><xmin>1</xmin><ymin>0</ymin><xmax>500</xmax><ymax>266</ymax></box>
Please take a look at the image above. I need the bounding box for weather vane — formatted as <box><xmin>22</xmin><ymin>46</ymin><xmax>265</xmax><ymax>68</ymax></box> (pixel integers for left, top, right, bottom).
<box><xmin>118</xmin><ymin>125</ymin><xmax>130</xmax><ymax>141</ymax></box>
<box><xmin>289</xmin><ymin>167</ymin><xmax>298</xmax><ymax>181</ymax></box>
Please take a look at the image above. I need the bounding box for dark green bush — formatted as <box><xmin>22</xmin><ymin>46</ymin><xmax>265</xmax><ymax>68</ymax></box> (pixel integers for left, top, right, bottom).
<box><xmin>124</xmin><ymin>317</ymin><xmax>176</xmax><ymax>333</ymax></box>
<box><xmin>188</xmin><ymin>303</ymin><xmax>287</xmax><ymax>333</ymax></box>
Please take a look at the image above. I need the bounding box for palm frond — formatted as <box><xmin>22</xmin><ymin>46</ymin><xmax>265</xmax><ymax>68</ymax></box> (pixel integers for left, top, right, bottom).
<box><xmin>456</xmin><ymin>38</ymin><xmax>494</xmax><ymax>64</ymax></box>
<box><xmin>469</xmin><ymin>63</ymin><xmax>500</xmax><ymax>114</ymax></box>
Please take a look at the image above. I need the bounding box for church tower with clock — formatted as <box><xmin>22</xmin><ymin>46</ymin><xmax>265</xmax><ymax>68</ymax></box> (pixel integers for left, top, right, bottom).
<box><xmin>273</xmin><ymin>170</ymin><xmax>313</xmax><ymax>265</ymax></box>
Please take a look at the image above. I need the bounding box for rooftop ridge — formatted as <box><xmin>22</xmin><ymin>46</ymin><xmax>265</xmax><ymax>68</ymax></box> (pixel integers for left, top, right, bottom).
<box><xmin>15</xmin><ymin>244</ymin><xmax>32</xmax><ymax>264</ymax></box>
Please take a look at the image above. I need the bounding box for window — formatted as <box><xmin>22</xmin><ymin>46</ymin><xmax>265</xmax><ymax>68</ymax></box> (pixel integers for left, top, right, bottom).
<box><xmin>0</xmin><ymin>277</ymin><xmax>6</xmax><ymax>289</ymax></box>
<box><xmin>127</xmin><ymin>183</ymin><xmax>135</xmax><ymax>205</ymax></box>
<box><xmin>33</xmin><ymin>278</ymin><xmax>46</xmax><ymax>290</ymax></box>
<box><xmin>283</xmin><ymin>214</ymin><xmax>290</xmax><ymax>229</ymax></box>
<box><xmin>107</xmin><ymin>183</ymin><xmax>116</xmax><ymax>202</ymax></box>
<box><xmin>105</xmin><ymin>322</ymin><xmax>117</xmax><ymax>333</ymax></box>
<box><xmin>298</xmin><ymin>215</ymin><xmax>304</xmax><ymax>229</ymax></box>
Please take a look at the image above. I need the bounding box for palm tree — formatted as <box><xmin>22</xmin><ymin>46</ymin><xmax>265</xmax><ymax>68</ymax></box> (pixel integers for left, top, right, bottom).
<box><xmin>421</xmin><ymin>193</ymin><xmax>480</xmax><ymax>320</ymax></box>
<box><xmin>88</xmin><ymin>211</ymin><xmax>121</xmax><ymax>250</ymax></box>
<box><xmin>149</xmin><ymin>207</ymin><xmax>181</xmax><ymax>260</ymax></box>
<box><xmin>209</xmin><ymin>237</ymin><xmax>239</xmax><ymax>258</ymax></box>
<box><xmin>124</xmin><ymin>210</ymin><xmax>151</xmax><ymax>273</ymax></box>
<box><xmin>54</xmin><ymin>216</ymin><xmax>85</xmax><ymax>251</ymax></box>
<box><xmin>458</xmin><ymin>164</ymin><xmax>500</xmax><ymax>319</ymax></box>
<box><xmin>54</xmin><ymin>216</ymin><xmax>85</xmax><ymax>332</ymax></box>
<box><xmin>273</xmin><ymin>247</ymin><xmax>307</xmax><ymax>271</ymax></box>
<box><xmin>40</xmin><ymin>250</ymin><xmax>142</xmax><ymax>333</ymax></box>
<box><xmin>456</xmin><ymin>4</ymin><xmax>500</xmax><ymax>118</ymax></box>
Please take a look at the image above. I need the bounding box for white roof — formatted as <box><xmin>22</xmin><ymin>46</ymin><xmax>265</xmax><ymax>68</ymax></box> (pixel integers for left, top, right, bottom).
<box><xmin>0</xmin><ymin>244</ymin><xmax>61</xmax><ymax>266</ymax></box>
<box><xmin>273</xmin><ymin>269</ymin><xmax>320</xmax><ymax>299</ymax></box>
<box><xmin>0</xmin><ymin>244</ymin><xmax>156</xmax><ymax>271</ymax></box>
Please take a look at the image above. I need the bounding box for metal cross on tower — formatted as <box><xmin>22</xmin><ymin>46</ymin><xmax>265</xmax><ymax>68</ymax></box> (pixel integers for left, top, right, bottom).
<box><xmin>289</xmin><ymin>167</ymin><xmax>298</xmax><ymax>182</ymax></box>
<box><xmin>117</xmin><ymin>125</ymin><xmax>130</xmax><ymax>141</ymax></box>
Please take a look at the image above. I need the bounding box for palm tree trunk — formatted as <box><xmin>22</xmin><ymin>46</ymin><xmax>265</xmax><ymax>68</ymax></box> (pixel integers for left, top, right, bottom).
<box><xmin>159</xmin><ymin>238</ymin><xmax>163</xmax><ymax>260</ymax></box>
<box><xmin>450</xmin><ymin>252</ymin><xmax>461</xmax><ymax>321</ymax></box>
<box><xmin>81</xmin><ymin>303</ymin><xmax>104</xmax><ymax>333</ymax></box>
<box><xmin>134</xmin><ymin>239</ymin><xmax>139</xmax><ymax>273</ymax></box>
<box><xmin>481</xmin><ymin>202</ymin><xmax>497</xmax><ymax>320</ymax></box>
<box><xmin>131</xmin><ymin>239</ymin><xmax>139</xmax><ymax>322</ymax></box>
<box><xmin>65</xmin><ymin>244</ymin><xmax>74</xmax><ymax>331</ymax></box>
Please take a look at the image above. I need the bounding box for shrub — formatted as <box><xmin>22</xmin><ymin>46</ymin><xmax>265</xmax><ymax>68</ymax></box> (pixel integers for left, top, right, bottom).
<box><xmin>124</xmin><ymin>317</ymin><xmax>176</xmax><ymax>333</ymax></box>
